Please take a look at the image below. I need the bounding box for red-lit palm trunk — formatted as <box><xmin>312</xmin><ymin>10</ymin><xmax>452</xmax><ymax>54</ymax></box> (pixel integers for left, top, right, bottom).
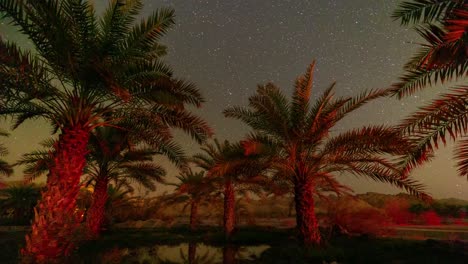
<box><xmin>189</xmin><ymin>200</ymin><xmax>199</xmax><ymax>231</ymax></box>
<box><xmin>224</xmin><ymin>179</ymin><xmax>235</xmax><ymax>238</ymax></box>
<box><xmin>86</xmin><ymin>175</ymin><xmax>109</xmax><ymax>238</ymax></box>
<box><xmin>294</xmin><ymin>179</ymin><xmax>320</xmax><ymax>246</ymax></box>
<box><xmin>22</xmin><ymin>124</ymin><xmax>90</xmax><ymax>263</ymax></box>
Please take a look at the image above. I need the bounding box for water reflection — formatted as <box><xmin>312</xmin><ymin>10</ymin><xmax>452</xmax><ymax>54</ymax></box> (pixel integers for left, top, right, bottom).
<box><xmin>97</xmin><ymin>243</ymin><xmax>269</xmax><ymax>264</ymax></box>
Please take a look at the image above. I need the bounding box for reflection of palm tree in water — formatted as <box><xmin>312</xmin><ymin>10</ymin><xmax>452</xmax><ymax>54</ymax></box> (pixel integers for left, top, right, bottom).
<box><xmin>179</xmin><ymin>243</ymin><xmax>216</xmax><ymax>264</ymax></box>
<box><xmin>188</xmin><ymin>242</ymin><xmax>196</xmax><ymax>264</ymax></box>
<box><xmin>223</xmin><ymin>245</ymin><xmax>238</xmax><ymax>264</ymax></box>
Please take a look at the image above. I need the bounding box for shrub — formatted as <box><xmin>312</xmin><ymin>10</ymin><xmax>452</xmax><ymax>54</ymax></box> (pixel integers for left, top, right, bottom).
<box><xmin>323</xmin><ymin>196</ymin><xmax>393</xmax><ymax>238</ymax></box>
<box><xmin>383</xmin><ymin>199</ymin><xmax>415</xmax><ymax>225</ymax></box>
<box><xmin>421</xmin><ymin>210</ymin><xmax>442</xmax><ymax>225</ymax></box>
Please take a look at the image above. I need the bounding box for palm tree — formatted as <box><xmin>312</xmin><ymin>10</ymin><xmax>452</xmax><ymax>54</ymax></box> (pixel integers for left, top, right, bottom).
<box><xmin>0</xmin><ymin>183</ymin><xmax>41</xmax><ymax>224</ymax></box>
<box><xmin>0</xmin><ymin>130</ymin><xmax>13</xmax><ymax>179</ymax></box>
<box><xmin>224</xmin><ymin>61</ymin><xmax>429</xmax><ymax>245</ymax></box>
<box><xmin>391</xmin><ymin>0</ymin><xmax>468</xmax><ymax>178</ymax></box>
<box><xmin>192</xmin><ymin>139</ymin><xmax>270</xmax><ymax>238</ymax></box>
<box><xmin>83</xmin><ymin>127</ymin><xmax>173</xmax><ymax>238</ymax></box>
<box><xmin>167</xmin><ymin>169</ymin><xmax>214</xmax><ymax>231</ymax></box>
<box><xmin>0</xmin><ymin>1</ymin><xmax>210</xmax><ymax>261</ymax></box>
<box><xmin>17</xmin><ymin>125</ymin><xmax>185</xmax><ymax>238</ymax></box>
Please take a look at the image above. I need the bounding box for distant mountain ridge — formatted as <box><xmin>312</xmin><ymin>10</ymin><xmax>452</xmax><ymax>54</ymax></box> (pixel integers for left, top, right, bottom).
<box><xmin>356</xmin><ymin>192</ymin><xmax>468</xmax><ymax>208</ymax></box>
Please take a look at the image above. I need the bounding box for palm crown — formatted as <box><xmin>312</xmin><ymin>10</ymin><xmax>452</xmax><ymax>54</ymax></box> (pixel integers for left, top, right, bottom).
<box><xmin>84</xmin><ymin>127</ymin><xmax>170</xmax><ymax>191</ymax></box>
<box><xmin>0</xmin><ymin>0</ymin><xmax>210</xmax><ymax>142</ymax></box>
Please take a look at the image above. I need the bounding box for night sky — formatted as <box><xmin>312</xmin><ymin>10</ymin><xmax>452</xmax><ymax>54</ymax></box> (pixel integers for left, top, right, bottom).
<box><xmin>1</xmin><ymin>0</ymin><xmax>466</xmax><ymax>199</ymax></box>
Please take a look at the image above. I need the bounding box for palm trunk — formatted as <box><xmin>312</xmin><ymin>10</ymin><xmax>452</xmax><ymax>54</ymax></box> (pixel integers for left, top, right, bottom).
<box><xmin>188</xmin><ymin>242</ymin><xmax>197</xmax><ymax>264</ymax></box>
<box><xmin>86</xmin><ymin>176</ymin><xmax>109</xmax><ymax>238</ymax></box>
<box><xmin>224</xmin><ymin>179</ymin><xmax>235</xmax><ymax>238</ymax></box>
<box><xmin>294</xmin><ymin>180</ymin><xmax>320</xmax><ymax>246</ymax></box>
<box><xmin>189</xmin><ymin>200</ymin><xmax>199</xmax><ymax>231</ymax></box>
<box><xmin>21</xmin><ymin>125</ymin><xmax>89</xmax><ymax>263</ymax></box>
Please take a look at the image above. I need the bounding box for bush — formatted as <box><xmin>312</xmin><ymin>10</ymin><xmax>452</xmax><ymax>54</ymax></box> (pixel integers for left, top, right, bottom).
<box><xmin>421</xmin><ymin>210</ymin><xmax>442</xmax><ymax>225</ymax></box>
<box><xmin>323</xmin><ymin>196</ymin><xmax>393</xmax><ymax>238</ymax></box>
<box><xmin>383</xmin><ymin>198</ymin><xmax>415</xmax><ymax>225</ymax></box>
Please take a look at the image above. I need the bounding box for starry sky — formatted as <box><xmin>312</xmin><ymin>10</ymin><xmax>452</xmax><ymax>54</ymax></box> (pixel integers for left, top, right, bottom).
<box><xmin>1</xmin><ymin>0</ymin><xmax>466</xmax><ymax>199</ymax></box>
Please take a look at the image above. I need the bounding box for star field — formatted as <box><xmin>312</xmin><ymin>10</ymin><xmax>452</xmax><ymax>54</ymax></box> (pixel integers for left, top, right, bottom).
<box><xmin>0</xmin><ymin>0</ymin><xmax>466</xmax><ymax>199</ymax></box>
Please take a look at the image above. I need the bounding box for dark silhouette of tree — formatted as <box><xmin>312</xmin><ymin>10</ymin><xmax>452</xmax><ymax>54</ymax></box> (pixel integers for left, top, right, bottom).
<box><xmin>0</xmin><ymin>130</ymin><xmax>13</xmax><ymax>179</ymax></box>
<box><xmin>166</xmin><ymin>169</ymin><xmax>215</xmax><ymax>231</ymax></box>
<box><xmin>391</xmin><ymin>0</ymin><xmax>468</xmax><ymax>178</ymax></box>
<box><xmin>192</xmin><ymin>139</ymin><xmax>270</xmax><ymax>238</ymax></box>
<box><xmin>0</xmin><ymin>183</ymin><xmax>41</xmax><ymax>224</ymax></box>
<box><xmin>224</xmin><ymin>61</ymin><xmax>429</xmax><ymax>245</ymax></box>
<box><xmin>0</xmin><ymin>0</ymin><xmax>210</xmax><ymax>261</ymax></box>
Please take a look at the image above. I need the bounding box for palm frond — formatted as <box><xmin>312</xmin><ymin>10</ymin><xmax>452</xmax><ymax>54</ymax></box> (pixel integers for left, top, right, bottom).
<box><xmin>391</xmin><ymin>2</ymin><xmax>468</xmax><ymax>98</ymax></box>
<box><xmin>392</xmin><ymin>0</ymin><xmax>462</xmax><ymax>25</ymax></box>
<box><xmin>322</xmin><ymin>126</ymin><xmax>411</xmax><ymax>157</ymax></box>
<box><xmin>291</xmin><ymin>61</ymin><xmax>315</xmax><ymax>129</ymax></box>
<box><xmin>337</xmin><ymin>88</ymin><xmax>390</xmax><ymax>120</ymax></box>
<box><xmin>305</xmin><ymin>82</ymin><xmax>336</xmax><ymax>134</ymax></box>
<box><xmin>224</xmin><ymin>106</ymin><xmax>265</xmax><ymax>132</ymax></box>
<box><xmin>395</xmin><ymin>87</ymin><xmax>468</xmax><ymax>176</ymax></box>
<box><xmin>0</xmin><ymin>160</ymin><xmax>13</xmax><ymax>177</ymax></box>
<box><xmin>16</xmin><ymin>149</ymin><xmax>51</xmax><ymax>182</ymax></box>
<box><xmin>245</xmin><ymin>84</ymin><xmax>291</xmax><ymax>139</ymax></box>
<box><xmin>445</xmin><ymin>7</ymin><xmax>468</xmax><ymax>42</ymax></box>
<box><xmin>99</xmin><ymin>0</ymin><xmax>143</xmax><ymax>56</ymax></box>
<box><xmin>455</xmin><ymin>137</ymin><xmax>468</xmax><ymax>179</ymax></box>
<box><xmin>152</xmin><ymin>105</ymin><xmax>213</xmax><ymax>144</ymax></box>
<box><xmin>121</xmin><ymin>162</ymin><xmax>166</xmax><ymax>191</ymax></box>
<box><xmin>120</xmin><ymin>7</ymin><xmax>175</xmax><ymax>60</ymax></box>
<box><xmin>391</xmin><ymin>60</ymin><xmax>468</xmax><ymax>98</ymax></box>
<box><xmin>345</xmin><ymin>163</ymin><xmax>431</xmax><ymax>201</ymax></box>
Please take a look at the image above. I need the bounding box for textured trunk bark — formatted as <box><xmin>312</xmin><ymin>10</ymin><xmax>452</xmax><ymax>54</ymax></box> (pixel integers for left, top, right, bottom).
<box><xmin>21</xmin><ymin>125</ymin><xmax>89</xmax><ymax>263</ymax></box>
<box><xmin>188</xmin><ymin>242</ymin><xmax>197</xmax><ymax>264</ymax></box>
<box><xmin>86</xmin><ymin>176</ymin><xmax>109</xmax><ymax>238</ymax></box>
<box><xmin>223</xmin><ymin>179</ymin><xmax>235</xmax><ymax>238</ymax></box>
<box><xmin>294</xmin><ymin>180</ymin><xmax>321</xmax><ymax>246</ymax></box>
<box><xmin>189</xmin><ymin>200</ymin><xmax>199</xmax><ymax>231</ymax></box>
<box><xmin>222</xmin><ymin>245</ymin><xmax>237</xmax><ymax>264</ymax></box>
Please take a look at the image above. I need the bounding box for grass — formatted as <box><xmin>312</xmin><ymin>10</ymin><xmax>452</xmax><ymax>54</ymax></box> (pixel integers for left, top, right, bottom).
<box><xmin>1</xmin><ymin>226</ymin><xmax>467</xmax><ymax>263</ymax></box>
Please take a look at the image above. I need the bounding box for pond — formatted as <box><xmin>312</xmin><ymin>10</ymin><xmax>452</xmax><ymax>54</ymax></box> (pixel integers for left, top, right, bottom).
<box><xmin>1</xmin><ymin>229</ymin><xmax>467</xmax><ymax>263</ymax></box>
<box><xmin>76</xmin><ymin>243</ymin><xmax>269</xmax><ymax>264</ymax></box>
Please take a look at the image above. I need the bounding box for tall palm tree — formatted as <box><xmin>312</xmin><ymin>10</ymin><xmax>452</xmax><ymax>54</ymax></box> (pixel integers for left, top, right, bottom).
<box><xmin>192</xmin><ymin>139</ymin><xmax>270</xmax><ymax>238</ymax></box>
<box><xmin>0</xmin><ymin>130</ymin><xmax>13</xmax><ymax>179</ymax></box>
<box><xmin>167</xmin><ymin>169</ymin><xmax>214</xmax><ymax>231</ymax></box>
<box><xmin>224</xmin><ymin>61</ymin><xmax>429</xmax><ymax>245</ymax></box>
<box><xmin>391</xmin><ymin>0</ymin><xmax>468</xmax><ymax>178</ymax></box>
<box><xmin>0</xmin><ymin>0</ymin><xmax>210</xmax><ymax>261</ymax></box>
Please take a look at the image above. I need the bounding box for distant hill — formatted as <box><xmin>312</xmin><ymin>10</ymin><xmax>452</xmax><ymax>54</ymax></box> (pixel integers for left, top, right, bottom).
<box><xmin>436</xmin><ymin>198</ymin><xmax>468</xmax><ymax>206</ymax></box>
<box><xmin>356</xmin><ymin>192</ymin><xmax>468</xmax><ymax>208</ymax></box>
